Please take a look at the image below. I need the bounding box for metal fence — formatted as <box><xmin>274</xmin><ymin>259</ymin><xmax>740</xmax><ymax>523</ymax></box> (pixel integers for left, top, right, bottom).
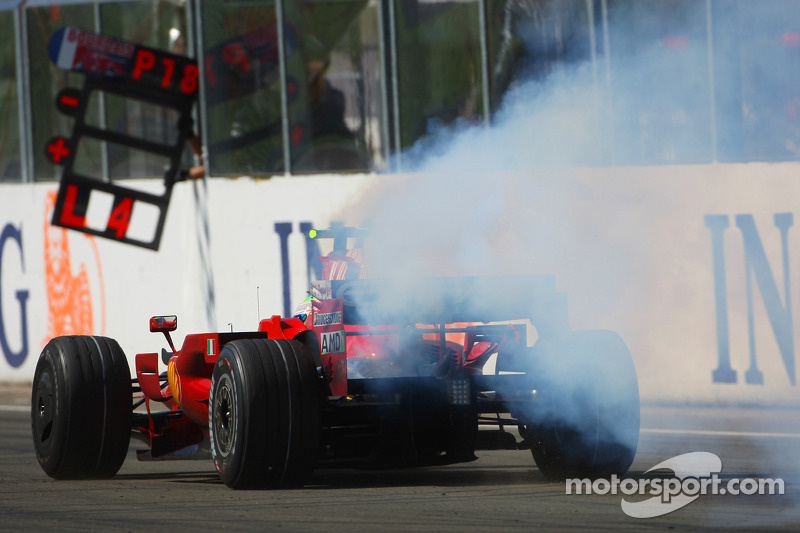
<box><xmin>1</xmin><ymin>0</ymin><xmax>800</xmax><ymax>183</ymax></box>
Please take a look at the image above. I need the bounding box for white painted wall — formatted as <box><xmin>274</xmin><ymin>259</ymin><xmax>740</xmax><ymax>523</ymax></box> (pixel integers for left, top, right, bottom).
<box><xmin>1</xmin><ymin>164</ymin><xmax>798</xmax><ymax>406</ymax></box>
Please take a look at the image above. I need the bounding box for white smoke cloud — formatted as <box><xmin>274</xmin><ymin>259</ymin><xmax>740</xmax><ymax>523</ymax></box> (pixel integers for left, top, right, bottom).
<box><xmin>333</xmin><ymin>3</ymin><xmax>800</xmax><ymax>520</ymax></box>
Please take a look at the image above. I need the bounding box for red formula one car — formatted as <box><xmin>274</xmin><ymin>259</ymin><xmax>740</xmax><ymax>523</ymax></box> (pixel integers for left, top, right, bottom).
<box><xmin>31</xmin><ymin>227</ymin><xmax>639</xmax><ymax>488</ymax></box>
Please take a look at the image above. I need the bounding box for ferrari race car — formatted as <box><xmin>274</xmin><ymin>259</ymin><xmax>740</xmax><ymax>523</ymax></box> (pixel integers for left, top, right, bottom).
<box><xmin>31</xmin><ymin>227</ymin><xmax>640</xmax><ymax>488</ymax></box>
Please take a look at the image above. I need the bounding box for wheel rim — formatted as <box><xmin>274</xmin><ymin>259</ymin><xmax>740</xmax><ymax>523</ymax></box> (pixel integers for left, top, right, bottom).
<box><xmin>213</xmin><ymin>375</ymin><xmax>236</xmax><ymax>457</ymax></box>
<box><xmin>33</xmin><ymin>370</ymin><xmax>55</xmax><ymax>450</ymax></box>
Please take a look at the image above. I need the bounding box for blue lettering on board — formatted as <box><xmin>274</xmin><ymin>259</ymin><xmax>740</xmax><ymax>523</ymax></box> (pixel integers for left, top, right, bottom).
<box><xmin>299</xmin><ymin>222</ymin><xmax>323</xmax><ymax>284</ymax></box>
<box><xmin>274</xmin><ymin>222</ymin><xmax>293</xmax><ymax>317</ymax></box>
<box><xmin>706</xmin><ymin>213</ymin><xmax>795</xmax><ymax>386</ymax></box>
<box><xmin>0</xmin><ymin>223</ymin><xmax>30</xmax><ymax>368</ymax></box>
<box><xmin>705</xmin><ymin>214</ymin><xmax>735</xmax><ymax>383</ymax></box>
<box><xmin>274</xmin><ymin>221</ymin><xmax>328</xmax><ymax>317</ymax></box>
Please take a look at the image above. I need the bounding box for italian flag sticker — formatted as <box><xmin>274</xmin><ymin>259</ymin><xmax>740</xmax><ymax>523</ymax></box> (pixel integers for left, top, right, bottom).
<box><xmin>207</xmin><ymin>338</ymin><xmax>216</xmax><ymax>357</ymax></box>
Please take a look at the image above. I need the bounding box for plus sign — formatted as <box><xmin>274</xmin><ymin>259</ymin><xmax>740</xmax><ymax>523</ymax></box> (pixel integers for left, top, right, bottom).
<box><xmin>47</xmin><ymin>137</ymin><xmax>71</xmax><ymax>164</ymax></box>
<box><xmin>291</xmin><ymin>124</ymin><xmax>304</xmax><ymax>145</ymax></box>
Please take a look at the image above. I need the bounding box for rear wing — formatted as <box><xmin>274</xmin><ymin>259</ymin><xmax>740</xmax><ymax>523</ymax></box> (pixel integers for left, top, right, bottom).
<box><xmin>309</xmin><ymin>226</ymin><xmax>368</xmax><ymax>255</ymax></box>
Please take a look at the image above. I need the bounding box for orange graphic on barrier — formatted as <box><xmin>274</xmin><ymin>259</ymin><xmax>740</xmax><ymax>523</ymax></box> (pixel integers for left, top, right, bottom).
<box><xmin>43</xmin><ymin>191</ymin><xmax>105</xmax><ymax>341</ymax></box>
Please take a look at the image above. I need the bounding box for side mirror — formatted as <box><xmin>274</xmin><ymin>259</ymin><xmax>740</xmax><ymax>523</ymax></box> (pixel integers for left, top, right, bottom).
<box><xmin>150</xmin><ymin>315</ymin><xmax>178</xmax><ymax>332</ymax></box>
<box><xmin>150</xmin><ymin>315</ymin><xmax>177</xmax><ymax>352</ymax></box>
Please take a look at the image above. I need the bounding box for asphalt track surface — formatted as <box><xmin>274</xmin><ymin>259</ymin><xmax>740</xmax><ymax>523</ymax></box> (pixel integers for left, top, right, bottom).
<box><xmin>2</xmin><ymin>383</ymin><xmax>799</xmax><ymax>532</ymax></box>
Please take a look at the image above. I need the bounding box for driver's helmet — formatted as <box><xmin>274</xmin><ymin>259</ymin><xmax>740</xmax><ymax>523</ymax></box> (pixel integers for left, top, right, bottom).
<box><xmin>292</xmin><ymin>295</ymin><xmax>317</xmax><ymax>327</ymax></box>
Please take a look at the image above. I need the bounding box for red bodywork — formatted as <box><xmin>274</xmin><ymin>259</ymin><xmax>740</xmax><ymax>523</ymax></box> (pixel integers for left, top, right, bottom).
<box><xmin>135</xmin><ymin>323</ymin><xmax>309</xmax><ymax>456</ymax></box>
<box><xmin>133</xmin><ymin>240</ymin><xmax>524</xmax><ymax>459</ymax></box>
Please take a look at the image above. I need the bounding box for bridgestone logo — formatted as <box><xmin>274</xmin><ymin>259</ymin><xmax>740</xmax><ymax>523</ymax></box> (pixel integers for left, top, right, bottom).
<box><xmin>314</xmin><ymin>311</ymin><xmax>342</xmax><ymax>327</ymax></box>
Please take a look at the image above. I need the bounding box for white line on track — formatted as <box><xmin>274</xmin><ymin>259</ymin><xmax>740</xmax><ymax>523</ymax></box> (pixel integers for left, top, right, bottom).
<box><xmin>0</xmin><ymin>405</ymin><xmax>29</xmax><ymax>412</ymax></box>
<box><xmin>642</xmin><ymin>428</ymin><xmax>800</xmax><ymax>439</ymax></box>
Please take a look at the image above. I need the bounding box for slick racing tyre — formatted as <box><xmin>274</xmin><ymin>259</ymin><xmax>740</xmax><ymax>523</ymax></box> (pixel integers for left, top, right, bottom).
<box><xmin>209</xmin><ymin>338</ymin><xmax>320</xmax><ymax>489</ymax></box>
<box><xmin>523</xmin><ymin>330</ymin><xmax>640</xmax><ymax>480</ymax></box>
<box><xmin>31</xmin><ymin>336</ymin><xmax>132</xmax><ymax>479</ymax></box>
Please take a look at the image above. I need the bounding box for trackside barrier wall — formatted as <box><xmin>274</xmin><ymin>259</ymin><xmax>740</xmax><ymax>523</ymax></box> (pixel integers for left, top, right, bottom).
<box><xmin>1</xmin><ymin>164</ymin><xmax>799</xmax><ymax>406</ymax></box>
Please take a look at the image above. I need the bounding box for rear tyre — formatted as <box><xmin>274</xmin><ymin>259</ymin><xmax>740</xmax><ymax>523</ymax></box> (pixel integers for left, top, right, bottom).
<box><xmin>31</xmin><ymin>336</ymin><xmax>132</xmax><ymax>479</ymax></box>
<box><xmin>523</xmin><ymin>330</ymin><xmax>639</xmax><ymax>480</ymax></box>
<box><xmin>209</xmin><ymin>338</ymin><xmax>320</xmax><ymax>489</ymax></box>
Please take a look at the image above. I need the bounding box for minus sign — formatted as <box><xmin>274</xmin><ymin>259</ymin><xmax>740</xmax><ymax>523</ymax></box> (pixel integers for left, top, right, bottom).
<box><xmin>60</xmin><ymin>95</ymin><xmax>80</xmax><ymax>107</ymax></box>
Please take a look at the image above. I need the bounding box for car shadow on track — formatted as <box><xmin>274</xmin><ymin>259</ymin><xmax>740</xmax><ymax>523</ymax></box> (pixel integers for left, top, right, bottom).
<box><xmin>113</xmin><ymin>464</ymin><xmax>556</xmax><ymax>489</ymax></box>
<box><xmin>114</xmin><ymin>471</ymin><xmax>222</xmax><ymax>483</ymax></box>
<box><xmin>309</xmin><ymin>463</ymin><xmax>551</xmax><ymax>490</ymax></box>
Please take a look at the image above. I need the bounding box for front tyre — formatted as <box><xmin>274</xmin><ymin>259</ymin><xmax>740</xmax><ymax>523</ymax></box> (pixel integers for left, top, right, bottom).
<box><xmin>31</xmin><ymin>336</ymin><xmax>132</xmax><ymax>479</ymax></box>
<box><xmin>209</xmin><ymin>338</ymin><xmax>320</xmax><ymax>489</ymax></box>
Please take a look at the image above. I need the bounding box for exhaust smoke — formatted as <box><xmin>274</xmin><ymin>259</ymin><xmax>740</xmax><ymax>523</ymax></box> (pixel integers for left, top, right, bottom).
<box><xmin>328</xmin><ymin>2</ymin><xmax>799</xmax><ymax>521</ymax></box>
